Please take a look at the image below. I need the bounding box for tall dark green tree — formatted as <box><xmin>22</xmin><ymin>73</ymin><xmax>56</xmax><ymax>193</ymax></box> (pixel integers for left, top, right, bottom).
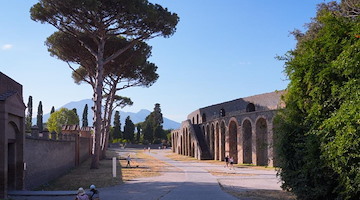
<box><xmin>142</xmin><ymin>122</ymin><xmax>153</xmax><ymax>144</ymax></box>
<box><xmin>142</xmin><ymin>103</ymin><xmax>164</xmax><ymax>143</ymax></box>
<box><xmin>31</xmin><ymin>0</ymin><xmax>179</xmax><ymax>168</ymax></box>
<box><xmin>36</xmin><ymin>101</ymin><xmax>43</xmax><ymax>132</ymax></box>
<box><xmin>82</xmin><ymin>104</ymin><xmax>88</xmax><ymax>127</ymax></box>
<box><xmin>25</xmin><ymin>96</ymin><xmax>33</xmax><ymax>132</ymax></box>
<box><xmin>50</xmin><ymin>106</ymin><xmax>55</xmax><ymax>114</ymax></box>
<box><xmin>136</xmin><ymin>124</ymin><xmax>141</xmax><ymax>143</ymax></box>
<box><xmin>153</xmin><ymin>125</ymin><xmax>163</xmax><ymax>144</ymax></box>
<box><xmin>123</xmin><ymin>116</ymin><xmax>135</xmax><ymax>142</ymax></box>
<box><xmin>275</xmin><ymin>1</ymin><xmax>360</xmax><ymax>199</ymax></box>
<box><xmin>153</xmin><ymin>103</ymin><xmax>163</xmax><ymax>126</ymax></box>
<box><xmin>71</xmin><ymin>108</ymin><xmax>79</xmax><ymax>125</ymax></box>
<box><xmin>113</xmin><ymin>111</ymin><xmax>122</xmax><ymax>140</ymax></box>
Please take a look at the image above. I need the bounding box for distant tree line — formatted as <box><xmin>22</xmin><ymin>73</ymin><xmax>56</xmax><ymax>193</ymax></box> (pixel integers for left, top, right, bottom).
<box><xmin>25</xmin><ymin>97</ymin><xmax>89</xmax><ymax>133</ymax></box>
<box><xmin>110</xmin><ymin>103</ymin><xmax>171</xmax><ymax>145</ymax></box>
<box><xmin>25</xmin><ymin>98</ymin><xmax>171</xmax><ymax>145</ymax></box>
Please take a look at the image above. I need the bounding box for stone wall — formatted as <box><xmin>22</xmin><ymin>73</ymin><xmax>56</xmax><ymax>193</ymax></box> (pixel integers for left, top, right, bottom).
<box><xmin>0</xmin><ymin>72</ymin><xmax>25</xmax><ymax>198</ymax></box>
<box><xmin>79</xmin><ymin>137</ymin><xmax>91</xmax><ymax>163</ymax></box>
<box><xmin>23</xmin><ymin>130</ymin><xmax>91</xmax><ymax>190</ymax></box>
<box><xmin>172</xmin><ymin>90</ymin><xmax>285</xmax><ymax>167</ymax></box>
<box><xmin>24</xmin><ymin>137</ymin><xmax>76</xmax><ymax>189</ymax></box>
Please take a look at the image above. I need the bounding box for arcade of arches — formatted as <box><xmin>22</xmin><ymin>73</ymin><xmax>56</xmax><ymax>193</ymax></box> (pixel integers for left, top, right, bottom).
<box><xmin>172</xmin><ymin>115</ymin><xmax>275</xmax><ymax>167</ymax></box>
<box><xmin>171</xmin><ymin>91</ymin><xmax>284</xmax><ymax>167</ymax></box>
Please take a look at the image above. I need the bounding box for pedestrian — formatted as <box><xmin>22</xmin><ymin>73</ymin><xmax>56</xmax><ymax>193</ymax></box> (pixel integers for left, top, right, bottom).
<box><xmin>88</xmin><ymin>184</ymin><xmax>100</xmax><ymax>200</ymax></box>
<box><xmin>224</xmin><ymin>155</ymin><xmax>229</xmax><ymax>168</ymax></box>
<box><xmin>126</xmin><ymin>154</ymin><xmax>131</xmax><ymax>168</ymax></box>
<box><xmin>148</xmin><ymin>147</ymin><xmax>151</xmax><ymax>153</ymax></box>
<box><xmin>75</xmin><ymin>187</ymin><xmax>89</xmax><ymax>200</ymax></box>
<box><xmin>229</xmin><ymin>157</ymin><xmax>234</xmax><ymax>170</ymax></box>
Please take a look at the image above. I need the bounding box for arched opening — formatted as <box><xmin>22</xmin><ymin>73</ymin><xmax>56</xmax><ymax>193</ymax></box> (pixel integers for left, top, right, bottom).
<box><xmin>246</xmin><ymin>103</ymin><xmax>255</xmax><ymax>112</ymax></box>
<box><xmin>256</xmin><ymin>118</ymin><xmax>268</xmax><ymax>166</ymax></box>
<box><xmin>7</xmin><ymin>122</ymin><xmax>19</xmax><ymax>190</ymax></box>
<box><xmin>242</xmin><ymin>120</ymin><xmax>252</xmax><ymax>164</ymax></box>
<box><xmin>185</xmin><ymin>129</ymin><xmax>188</xmax><ymax>156</ymax></box>
<box><xmin>180</xmin><ymin>136</ymin><xmax>183</xmax><ymax>155</ymax></box>
<box><xmin>215</xmin><ymin>123</ymin><xmax>219</xmax><ymax>160</ymax></box>
<box><xmin>220</xmin><ymin>108</ymin><xmax>225</xmax><ymax>117</ymax></box>
<box><xmin>220</xmin><ymin>121</ymin><xmax>226</xmax><ymax>161</ymax></box>
<box><xmin>191</xmin><ymin>143</ymin><xmax>195</xmax><ymax>157</ymax></box>
<box><xmin>202</xmin><ymin>113</ymin><xmax>206</xmax><ymax>123</ymax></box>
<box><xmin>206</xmin><ymin>125</ymin><xmax>210</xmax><ymax>145</ymax></box>
<box><xmin>196</xmin><ymin>114</ymin><xmax>199</xmax><ymax>124</ymax></box>
<box><xmin>229</xmin><ymin>121</ymin><xmax>238</xmax><ymax>163</ymax></box>
<box><xmin>210</xmin><ymin>124</ymin><xmax>215</xmax><ymax>159</ymax></box>
<box><xmin>187</xmin><ymin>129</ymin><xmax>191</xmax><ymax>156</ymax></box>
<box><xmin>192</xmin><ymin>117</ymin><xmax>194</xmax><ymax>124</ymax></box>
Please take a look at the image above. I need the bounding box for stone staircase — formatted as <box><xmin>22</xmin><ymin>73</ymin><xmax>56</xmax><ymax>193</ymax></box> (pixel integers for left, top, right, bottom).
<box><xmin>192</xmin><ymin>124</ymin><xmax>212</xmax><ymax>160</ymax></box>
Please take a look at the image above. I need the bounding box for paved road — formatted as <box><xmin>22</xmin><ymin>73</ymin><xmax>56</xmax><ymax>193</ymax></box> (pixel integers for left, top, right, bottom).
<box><xmin>9</xmin><ymin>149</ymin><xmax>282</xmax><ymax>200</ymax></box>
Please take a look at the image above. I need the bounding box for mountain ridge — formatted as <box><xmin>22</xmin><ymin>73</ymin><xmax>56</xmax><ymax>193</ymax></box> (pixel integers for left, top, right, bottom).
<box><xmin>37</xmin><ymin>99</ymin><xmax>181</xmax><ymax>130</ymax></box>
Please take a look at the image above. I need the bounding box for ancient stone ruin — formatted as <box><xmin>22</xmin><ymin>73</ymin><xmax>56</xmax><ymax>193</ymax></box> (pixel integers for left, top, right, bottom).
<box><xmin>171</xmin><ymin>90</ymin><xmax>285</xmax><ymax>167</ymax></box>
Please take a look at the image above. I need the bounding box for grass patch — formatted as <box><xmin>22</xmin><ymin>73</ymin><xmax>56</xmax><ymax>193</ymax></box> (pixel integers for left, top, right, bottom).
<box><xmin>36</xmin><ymin>149</ymin><xmax>168</xmax><ymax>191</ymax></box>
<box><xmin>118</xmin><ymin>151</ymin><xmax>168</xmax><ymax>181</ymax></box>
<box><xmin>222</xmin><ymin>188</ymin><xmax>297</xmax><ymax>200</ymax></box>
<box><xmin>36</xmin><ymin>150</ymin><xmax>122</xmax><ymax>190</ymax></box>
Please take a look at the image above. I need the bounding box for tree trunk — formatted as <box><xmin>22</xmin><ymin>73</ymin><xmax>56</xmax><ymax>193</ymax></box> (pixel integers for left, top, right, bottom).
<box><xmin>101</xmin><ymin>86</ymin><xmax>116</xmax><ymax>159</ymax></box>
<box><xmin>90</xmin><ymin>39</ymin><xmax>106</xmax><ymax>169</ymax></box>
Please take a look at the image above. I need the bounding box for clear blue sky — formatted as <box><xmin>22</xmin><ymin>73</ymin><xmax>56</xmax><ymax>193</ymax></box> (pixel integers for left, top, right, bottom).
<box><xmin>0</xmin><ymin>0</ymin><xmax>331</xmax><ymax>123</ymax></box>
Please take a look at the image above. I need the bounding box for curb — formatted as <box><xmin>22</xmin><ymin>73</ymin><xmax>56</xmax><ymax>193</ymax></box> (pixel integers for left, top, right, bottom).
<box><xmin>8</xmin><ymin>190</ymin><xmax>76</xmax><ymax>196</ymax></box>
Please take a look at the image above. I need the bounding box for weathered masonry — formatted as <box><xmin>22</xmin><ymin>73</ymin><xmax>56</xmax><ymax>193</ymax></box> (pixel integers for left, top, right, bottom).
<box><xmin>0</xmin><ymin>72</ymin><xmax>26</xmax><ymax>198</ymax></box>
<box><xmin>171</xmin><ymin>91</ymin><xmax>285</xmax><ymax>167</ymax></box>
<box><xmin>0</xmin><ymin>72</ymin><xmax>93</xmax><ymax>199</ymax></box>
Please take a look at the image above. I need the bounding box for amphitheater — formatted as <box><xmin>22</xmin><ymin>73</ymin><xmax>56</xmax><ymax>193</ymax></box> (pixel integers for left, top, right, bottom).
<box><xmin>171</xmin><ymin>90</ymin><xmax>285</xmax><ymax>167</ymax></box>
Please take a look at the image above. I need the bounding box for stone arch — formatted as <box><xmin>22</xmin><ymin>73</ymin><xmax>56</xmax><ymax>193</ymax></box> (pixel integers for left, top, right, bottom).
<box><xmin>256</xmin><ymin>117</ymin><xmax>268</xmax><ymax>166</ymax></box>
<box><xmin>246</xmin><ymin>103</ymin><xmax>255</xmax><ymax>112</ymax></box>
<box><xmin>185</xmin><ymin>129</ymin><xmax>188</xmax><ymax>156</ymax></box>
<box><xmin>180</xmin><ymin>135</ymin><xmax>184</xmax><ymax>155</ymax></box>
<box><xmin>228</xmin><ymin>119</ymin><xmax>238</xmax><ymax>163</ymax></box>
<box><xmin>191</xmin><ymin>142</ymin><xmax>195</xmax><ymax>157</ymax></box>
<box><xmin>187</xmin><ymin>129</ymin><xmax>191</xmax><ymax>156</ymax></box>
<box><xmin>206</xmin><ymin>125</ymin><xmax>210</xmax><ymax>145</ymax></box>
<box><xmin>210</xmin><ymin>123</ymin><xmax>215</xmax><ymax>159</ymax></box>
<box><xmin>220</xmin><ymin>121</ymin><xmax>226</xmax><ymax>161</ymax></box>
<box><xmin>196</xmin><ymin>114</ymin><xmax>199</xmax><ymax>124</ymax></box>
<box><xmin>215</xmin><ymin>122</ymin><xmax>219</xmax><ymax>160</ymax></box>
<box><xmin>242</xmin><ymin>119</ymin><xmax>252</xmax><ymax>164</ymax></box>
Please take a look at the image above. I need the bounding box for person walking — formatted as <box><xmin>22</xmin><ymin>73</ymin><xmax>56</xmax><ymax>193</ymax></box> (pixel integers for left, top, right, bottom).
<box><xmin>224</xmin><ymin>155</ymin><xmax>229</xmax><ymax>168</ymax></box>
<box><xmin>229</xmin><ymin>157</ymin><xmax>235</xmax><ymax>170</ymax></box>
<box><xmin>126</xmin><ymin>154</ymin><xmax>131</xmax><ymax>168</ymax></box>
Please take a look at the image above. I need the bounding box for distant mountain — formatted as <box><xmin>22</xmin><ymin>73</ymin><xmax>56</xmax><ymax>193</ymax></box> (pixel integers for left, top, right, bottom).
<box><xmin>38</xmin><ymin>99</ymin><xmax>180</xmax><ymax>130</ymax></box>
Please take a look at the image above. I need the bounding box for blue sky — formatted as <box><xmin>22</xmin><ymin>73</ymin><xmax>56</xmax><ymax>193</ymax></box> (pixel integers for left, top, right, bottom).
<box><xmin>0</xmin><ymin>0</ymin><xmax>330</xmax><ymax>123</ymax></box>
